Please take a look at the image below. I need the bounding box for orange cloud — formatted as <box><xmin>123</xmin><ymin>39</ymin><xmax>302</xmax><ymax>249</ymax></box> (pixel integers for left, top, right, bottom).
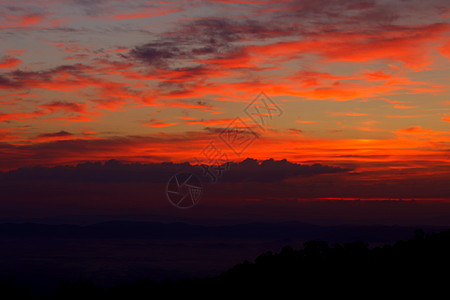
<box><xmin>397</xmin><ymin>126</ymin><xmax>450</xmax><ymax>135</ymax></box>
<box><xmin>295</xmin><ymin>118</ymin><xmax>317</xmax><ymax>124</ymax></box>
<box><xmin>329</xmin><ymin>112</ymin><xmax>368</xmax><ymax>117</ymax></box>
<box><xmin>386</xmin><ymin>115</ymin><xmax>432</xmax><ymax>119</ymax></box>
<box><xmin>440</xmin><ymin>40</ymin><xmax>450</xmax><ymax>59</ymax></box>
<box><xmin>186</xmin><ymin>118</ymin><xmax>245</xmax><ymax>126</ymax></box>
<box><xmin>142</xmin><ymin>119</ymin><xmax>178</xmax><ymax>127</ymax></box>
<box><xmin>394</xmin><ymin>105</ymin><xmax>418</xmax><ymax>109</ymax></box>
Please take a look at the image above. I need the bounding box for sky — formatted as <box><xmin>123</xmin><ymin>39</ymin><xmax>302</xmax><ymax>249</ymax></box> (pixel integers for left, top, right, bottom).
<box><xmin>0</xmin><ymin>0</ymin><xmax>449</xmax><ymax>207</ymax></box>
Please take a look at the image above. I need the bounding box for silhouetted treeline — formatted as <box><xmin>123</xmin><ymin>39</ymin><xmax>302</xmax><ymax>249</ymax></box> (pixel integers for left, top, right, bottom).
<box><xmin>0</xmin><ymin>277</ymin><xmax>31</xmax><ymax>298</ymax></box>
<box><xmin>2</xmin><ymin>229</ymin><xmax>450</xmax><ymax>299</ymax></box>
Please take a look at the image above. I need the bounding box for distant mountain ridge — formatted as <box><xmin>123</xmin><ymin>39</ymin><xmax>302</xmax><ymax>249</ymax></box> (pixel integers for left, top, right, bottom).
<box><xmin>0</xmin><ymin>220</ymin><xmax>443</xmax><ymax>243</ymax></box>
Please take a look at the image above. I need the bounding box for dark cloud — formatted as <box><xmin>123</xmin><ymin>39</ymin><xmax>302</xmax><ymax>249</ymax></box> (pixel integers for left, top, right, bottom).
<box><xmin>39</xmin><ymin>101</ymin><xmax>87</xmax><ymax>113</ymax></box>
<box><xmin>0</xmin><ymin>158</ymin><xmax>350</xmax><ymax>183</ymax></box>
<box><xmin>128</xmin><ymin>18</ymin><xmax>264</xmax><ymax>69</ymax></box>
<box><xmin>202</xmin><ymin>126</ymin><xmax>261</xmax><ymax>139</ymax></box>
<box><xmin>0</xmin><ymin>135</ymin><xmax>184</xmax><ymax>170</ymax></box>
<box><xmin>126</xmin><ymin>1</ymin><xmax>394</xmax><ymax>71</ymax></box>
<box><xmin>72</xmin><ymin>0</ymin><xmax>109</xmax><ymax>17</ymax></box>
<box><xmin>221</xmin><ymin>158</ymin><xmax>350</xmax><ymax>182</ymax></box>
<box><xmin>130</xmin><ymin>42</ymin><xmax>184</xmax><ymax>67</ymax></box>
<box><xmin>0</xmin><ymin>74</ymin><xmax>20</xmax><ymax>88</ymax></box>
<box><xmin>189</xmin><ymin>19</ymin><xmax>240</xmax><ymax>45</ymax></box>
<box><xmin>0</xmin><ymin>156</ymin><xmax>448</xmax><ymax>222</ymax></box>
<box><xmin>73</xmin><ymin>0</ymin><xmax>106</xmax><ymax>5</ymax></box>
<box><xmin>1</xmin><ymin>64</ymin><xmax>91</xmax><ymax>89</ymax></box>
<box><xmin>287</xmin><ymin>128</ymin><xmax>303</xmax><ymax>134</ymax></box>
<box><xmin>37</xmin><ymin>131</ymin><xmax>73</xmax><ymax>138</ymax></box>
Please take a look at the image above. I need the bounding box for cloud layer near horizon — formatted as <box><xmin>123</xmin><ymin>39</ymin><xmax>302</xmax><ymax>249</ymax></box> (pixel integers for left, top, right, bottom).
<box><xmin>0</xmin><ymin>158</ymin><xmax>449</xmax><ymax>226</ymax></box>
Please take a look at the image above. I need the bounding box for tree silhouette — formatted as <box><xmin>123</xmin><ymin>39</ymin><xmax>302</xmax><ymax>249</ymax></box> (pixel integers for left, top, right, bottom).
<box><xmin>3</xmin><ymin>228</ymin><xmax>450</xmax><ymax>299</ymax></box>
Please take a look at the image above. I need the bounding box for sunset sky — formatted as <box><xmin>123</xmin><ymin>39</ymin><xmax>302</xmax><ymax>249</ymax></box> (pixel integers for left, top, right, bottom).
<box><xmin>0</xmin><ymin>0</ymin><xmax>449</xmax><ymax>201</ymax></box>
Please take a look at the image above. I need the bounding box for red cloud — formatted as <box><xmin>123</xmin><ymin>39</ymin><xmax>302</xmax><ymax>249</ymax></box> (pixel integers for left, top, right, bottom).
<box><xmin>39</xmin><ymin>101</ymin><xmax>88</xmax><ymax>114</ymax></box>
<box><xmin>0</xmin><ymin>100</ymin><xmax>99</xmax><ymax>123</ymax></box>
<box><xmin>0</xmin><ymin>127</ymin><xmax>25</xmax><ymax>142</ymax></box>
<box><xmin>440</xmin><ymin>40</ymin><xmax>450</xmax><ymax>59</ymax></box>
<box><xmin>6</xmin><ymin>50</ymin><xmax>26</xmax><ymax>56</ymax></box>
<box><xmin>0</xmin><ymin>56</ymin><xmax>22</xmax><ymax>69</ymax></box>
<box><xmin>142</xmin><ymin>119</ymin><xmax>179</xmax><ymax>127</ymax></box>
<box><xmin>0</xmin><ymin>110</ymin><xmax>46</xmax><ymax>122</ymax></box>
<box><xmin>186</xmin><ymin>118</ymin><xmax>246</xmax><ymax>126</ymax></box>
<box><xmin>397</xmin><ymin>126</ymin><xmax>447</xmax><ymax>135</ymax></box>
<box><xmin>0</xmin><ymin>13</ymin><xmax>47</xmax><ymax>28</ymax></box>
<box><xmin>248</xmin><ymin>23</ymin><xmax>450</xmax><ymax>69</ymax></box>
